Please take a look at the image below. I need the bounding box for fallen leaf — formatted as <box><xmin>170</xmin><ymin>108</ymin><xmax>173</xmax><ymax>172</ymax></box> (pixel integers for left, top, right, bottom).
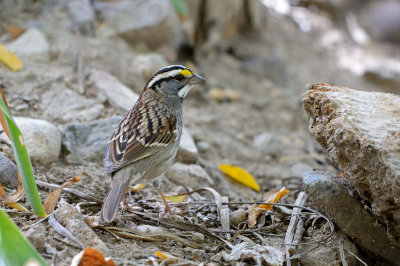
<box><xmin>259</xmin><ymin>187</ymin><xmax>290</xmax><ymax>211</ymax></box>
<box><xmin>0</xmin><ymin>172</ymin><xmax>24</xmax><ymax>203</ymax></box>
<box><xmin>339</xmin><ymin>172</ymin><xmax>344</xmax><ymax>178</ymax></box>
<box><xmin>127</xmin><ymin>183</ymin><xmax>145</xmax><ymax>193</ymax></box>
<box><xmin>209</xmin><ymin>88</ymin><xmax>241</xmax><ymax>102</ymax></box>
<box><xmin>219</xmin><ymin>164</ymin><xmax>260</xmax><ymax>192</ymax></box>
<box><xmin>71</xmin><ymin>248</ymin><xmax>115</xmax><ymax>266</ymax></box>
<box><xmin>154</xmin><ymin>251</ymin><xmax>179</xmax><ymax>263</ymax></box>
<box><xmin>154</xmin><ymin>251</ymin><xmax>170</xmax><ymax>260</ymax></box>
<box><xmin>0</xmin><ymin>44</ymin><xmax>22</xmax><ymax>71</ymax></box>
<box><xmin>44</xmin><ymin>173</ymin><xmax>83</xmax><ymax>214</ymax></box>
<box><xmin>164</xmin><ymin>194</ymin><xmax>187</xmax><ymax>203</ymax></box>
<box><xmin>3</xmin><ymin>24</ymin><xmax>26</xmax><ymax>40</ymax></box>
<box><xmin>248</xmin><ymin>204</ymin><xmax>265</xmax><ymax>229</ymax></box>
<box><xmin>0</xmin><ymin>89</ymin><xmax>24</xmax><ymax>203</ymax></box>
<box><xmin>4</xmin><ymin>201</ymin><xmax>29</xmax><ymax>212</ymax></box>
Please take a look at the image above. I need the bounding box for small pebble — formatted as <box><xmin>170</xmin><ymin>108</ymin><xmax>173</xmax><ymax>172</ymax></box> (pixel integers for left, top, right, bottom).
<box><xmin>229</xmin><ymin>209</ymin><xmax>247</xmax><ymax>227</ymax></box>
<box><xmin>192</xmin><ymin>232</ymin><xmax>204</xmax><ymax>243</ymax></box>
<box><xmin>196</xmin><ymin>140</ymin><xmax>210</xmax><ymax>152</ymax></box>
<box><xmin>0</xmin><ymin>153</ymin><xmax>18</xmax><ymax>188</ymax></box>
<box><xmin>136</xmin><ymin>225</ymin><xmax>164</xmax><ymax>234</ymax></box>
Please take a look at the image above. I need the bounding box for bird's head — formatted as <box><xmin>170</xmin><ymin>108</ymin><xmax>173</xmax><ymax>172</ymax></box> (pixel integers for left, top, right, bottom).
<box><xmin>144</xmin><ymin>65</ymin><xmax>205</xmax><ymax>99</ymax></box>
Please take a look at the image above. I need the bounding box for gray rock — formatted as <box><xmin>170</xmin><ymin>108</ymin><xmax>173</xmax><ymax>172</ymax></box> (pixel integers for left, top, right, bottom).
<box><xmin>176</xmin><ymin>128</ymin><xmax>199</xmax><ymax>164</ymax></box>
<box><xmin>42</xmin><ymin>87</ymin><xmax>104</xmax><ymax>122</ymax></box>
<box><xmin>229</xmin><ymin>209</ymin><xmax>246</xmax><ymax>227</ymax></box>
<box><xmin>54</xmin><ymin>202</ymin><xmax>110</xmax><ymax>256</ymax></box>
<box><xmin>363</xmin><ymin>61</ymin><xmax>400</xmax><ymax>93</ymax></box>
<box><xmin>303</xmin><ymin>84</ymin><xmax>400</xmax><ymax>239</ymax></box>
<box><xmin>165</xmin><ymin>163</ymin><xmax>213</xmax><ymax>189</ymax></box>
<box><xmin>0</xmin><ymin>153</ymin><xmax>18</xmax><ymax>188</ymax></box>
<box><xmin>302</xmin><ymin>171</ymin><xmax>400</xmax><ymax>265</ymax></box>
<box><xmin>192</xmin><ymin>232</ymin><xmax>204</xmax><ymax>244</ymax></box>
<box><xmin>298</xmin><ymin>231</ymin><xmax>359</xmax><ymax>266</ymax></box>
<box><xmin>253</xmin><ymin>132</ymin><xmax>284</xmax><ymax>156</ymax></box>
<box><xmin>6</xmin><ymin>28</ymin><xmax>50</xmax><ymax>60</ymax></box>
<box><xmin>289</xmin><ymin>163</ymin><xmax>313</xmax><ymax>177</ymax></box>
<box><xmin>196</xmin><ymin>140</ymin><xmax>210</xmax><ymax>152</ymax></box>
<box><xmin>67</xmin><ymin>0</ymin><xmax>95</xmax><ymax>35</ymax></box>
<box><xmin>241</xmin><ymin>56</ymin><xmax>287</xmax><ymax>86</ymax></box>
<box><xmin>6</xmin><ymin>117</ymin><xmax>61</xmax><ymax>165</ymax></box>
<box><xmin>360</xmin><ymin>0</ymin><xmax>400</xmax><ymax>42</ymax></box>
<box><xmin>61</xmin><ymin>116</ymin><xmax>121</xmax><ymax>164</ymax></box>
<box><xmin>131</xmin><ymin>53</ymin><xmax>169</xmax><ymax>81</ymax></box>
<box><xmin>93</xmin><ymin>0</ymin><xmax>181</xmax><ymax>48</ymax></box>
<box><xmin>23</xmin><ymin>223</ymin><xmax>46</xmax><ymax>253</ymax></box>
<box><xmin>89</xmin><ymin>70</ymin><xmax>139</xmax><ymax>112</ymax></box>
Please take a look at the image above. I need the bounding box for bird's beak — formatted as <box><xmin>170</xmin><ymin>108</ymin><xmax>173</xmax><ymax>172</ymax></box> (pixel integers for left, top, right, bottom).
<box><xmin>189</xmin><ymin>74</ymin><xmax>206</xmax><ymax>85</ymax></box>
<box><xmin>178</xmin><ymin>73</ymin><xmax>205</xmax><ymax>98</ymax></box>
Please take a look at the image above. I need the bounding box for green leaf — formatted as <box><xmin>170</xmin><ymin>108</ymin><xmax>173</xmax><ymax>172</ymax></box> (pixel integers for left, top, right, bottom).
<box><xmin>0</xmin><ymin>98</ymin><xmax>46</xmax><ymax>217</ymax></box>
<box><xmin>0</xmin><ymin>208</ymin><xmax>47</xmax><ymax>266</ymax></box>
<box><xmin>170</xmin><ymin>0</ymin><xmax>188</xmax><ymax>16</ymax></box>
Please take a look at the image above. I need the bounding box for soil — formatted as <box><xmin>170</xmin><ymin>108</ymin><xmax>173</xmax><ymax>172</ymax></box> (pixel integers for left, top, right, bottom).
<box><xmin>0</xmin><ymin>1</ymin><xmax>398</xmax><ymax>265</ymax></box>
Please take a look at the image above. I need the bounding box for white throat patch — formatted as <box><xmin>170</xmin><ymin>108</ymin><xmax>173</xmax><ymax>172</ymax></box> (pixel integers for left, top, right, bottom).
<box><xmin>178</xmin><ymin>84</ymin><xmax>193</xmax><ymax>98</ymax></box>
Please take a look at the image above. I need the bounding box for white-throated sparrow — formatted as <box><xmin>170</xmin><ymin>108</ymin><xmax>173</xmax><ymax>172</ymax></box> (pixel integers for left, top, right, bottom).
<box><xmin>100</xmin><ymin>65</ymin><xmax>205</xmax><ymax>224</ymax></box>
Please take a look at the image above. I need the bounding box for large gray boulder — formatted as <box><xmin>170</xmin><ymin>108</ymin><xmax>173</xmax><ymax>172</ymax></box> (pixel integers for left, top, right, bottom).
<box><xmin>303</xmin><ymin>83</ymin><xmax>400</xmax><ymax>241</ymax></box>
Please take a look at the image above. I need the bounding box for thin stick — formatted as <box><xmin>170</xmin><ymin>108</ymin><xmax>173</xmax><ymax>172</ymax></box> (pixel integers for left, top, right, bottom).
<box><xmin>36</xmin><ymin>180</ymin><xmax>102</xmax><ymax>203</ymax></box>
<box><xmin>339</xmin><ymin>239</ymin><xmax>348</xmax><ymax>266</ymax></box>
<box><xmin>284</xmin><ymin>192</ymin><xmax>307</xmax><ymax>265</ymax></box>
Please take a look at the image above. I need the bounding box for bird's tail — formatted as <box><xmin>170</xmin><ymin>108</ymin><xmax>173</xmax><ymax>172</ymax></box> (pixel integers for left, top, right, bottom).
<box><xmin>99</xmin><ymin>169</ymin><xmax>132</xmax><ymax>224</ymax></box>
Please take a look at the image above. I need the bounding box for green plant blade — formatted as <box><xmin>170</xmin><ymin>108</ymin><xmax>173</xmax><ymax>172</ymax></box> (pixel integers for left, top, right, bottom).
<box><xmin>0</xmin><ymin>99</ymin><xmax>46</xmax><ymax>217</ymax></box>
<box><xmin>170</xmin><ymin>0</ymin><xmax>188</xmax><ymax>16</ymax></box>
<box><xmin>0</xmin><ymin>209</ymin><xmax>47</xmax><ymax>266</ymax></box>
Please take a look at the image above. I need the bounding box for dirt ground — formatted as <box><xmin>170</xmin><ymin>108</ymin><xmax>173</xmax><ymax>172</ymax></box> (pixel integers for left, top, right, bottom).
<box><xmin>1</xmin><ymin>0</ymin><xmax>399</xmax><ymax>265</ymax></box>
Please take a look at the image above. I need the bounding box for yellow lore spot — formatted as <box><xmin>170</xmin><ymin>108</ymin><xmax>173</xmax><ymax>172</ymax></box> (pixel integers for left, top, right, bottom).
<box><xmin>180</xmin><ymin>69</ymin><xmax>193</xmax><ymax>77</ymax></box>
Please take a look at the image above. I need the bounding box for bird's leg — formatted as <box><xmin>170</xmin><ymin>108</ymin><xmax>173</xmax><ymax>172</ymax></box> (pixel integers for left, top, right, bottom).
<box><xmin>122</xmin><ymin>193</ymin><xmax>128</xmax><ymax>210</ymax></box>
<box><xmin>153</xmin><ymin>179</ymin><xmax>171</xmax><ymax>219</ymax></box>
<box><xmin>156</xmin><ymin>187</ymin><xmax>171</xmax><ymax>215</ymax></box>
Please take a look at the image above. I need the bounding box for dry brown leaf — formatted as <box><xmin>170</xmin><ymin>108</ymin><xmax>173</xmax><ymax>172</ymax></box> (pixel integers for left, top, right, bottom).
<box><xmin>0</xmin><ymin>88</ymin><xmax>24</xmax><ymax>203</ymax></box>
<box><xmin>0</xmin><ymin>87</ymin><xmax>11</xmax><ymax>140</ymax></box>
<box><xmin>3</xmin><ymin>24</ymin><xmax>26</xmax><ymax>40</ymax></box>
<box><xmin>154</xmin><ymin>251</ymin><xmax>179</xmax><ymax>263</ymax></box>
<box><xmin>44</xmin><ymin>173</ymin><xmax>83</xmax><ymax>214</ymax></box>
<box><xmin>248</xmin><ymin>204</ymin><xmax>266</xmax><ymax>229</ymax></box>
<box><xmin>0</xmin><ymin>171</ymin><xmax>24</xmax><ymax>203</ymax></box>
<box><xmin>71</xmin><ymin>248</ymin><xmax>115</xmax><ymax>266</ymax></box>
<box><xmin>258</xmin><ymin>187</ymin><xmax>290</xmax><ymax>211</ymax></box>
<box><xmin>259</xmin><ymin>187</ymin><xmax>290</xmax><ymax>211</ymax></box>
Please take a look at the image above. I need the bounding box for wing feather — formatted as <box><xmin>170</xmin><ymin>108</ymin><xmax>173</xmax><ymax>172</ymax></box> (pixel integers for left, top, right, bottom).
<box><xmin>104</xmin><ymin>100</ymin><xmax>177</xmax><ymax>174</ymax></box>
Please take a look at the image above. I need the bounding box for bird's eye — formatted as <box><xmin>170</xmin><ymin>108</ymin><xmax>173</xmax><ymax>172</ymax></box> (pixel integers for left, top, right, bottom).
<box><xmin>175</xmin><ymin>75</ymin><xmax>184</xmax><ymax>81</ymax></box>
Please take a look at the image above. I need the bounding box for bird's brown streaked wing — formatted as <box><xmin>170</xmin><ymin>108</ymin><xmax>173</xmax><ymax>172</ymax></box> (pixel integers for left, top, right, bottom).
<box><xmin>104</xmin><ymin>105</ymin><xmax>177</xmax><ymax>174</ymax></box>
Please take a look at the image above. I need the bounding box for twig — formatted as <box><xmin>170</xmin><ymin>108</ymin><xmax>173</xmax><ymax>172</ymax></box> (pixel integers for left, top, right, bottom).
<box><xmin>346</xmin><ymin>249</ymin><xmax>368</xmax><ymax>266</ymax></box>
<box><xmin>36</xmin><ymin>180</ymin><xmax>102</xmax><ymax>203</ymax></box>
<box><xmin>104</xmin><ymin>226</ymin><xmax>202</xmax><ymax>249</ymax></box>
<box><xmin>284</xmin><ymin>192</ymin><xmax>307</xmax><ymax>265</ymax></box>
<box><xmin>30</xmin><ymin>214</ymin><xmax>51</xmax><ymax>227</ymax></box>
<box><xmin>339</xmin><ymin>239</ymin><xmax>348</xmax><ymax>266</ymax></box>
<box><xmin>48</xmin><ymin>215</ymin><xmax>84</xmax><ymax>249</ymax></box>
<box><xmin>35</xmin><ymin>76</ymin><xmax>63</xmax><ymax>88</ymax></box>
<box><xmin>293</xmin><ymin>218</ymin><xmax>305</xmax><ymax>247</ymax></box>
<box><xmin>209</xmin><ymin>223</ymin><xmax>281</xmax><ymax>234</ymax></box>
<box><xmin>123</xmin><ymin>211</ymin><xmax>224</xmax><ymax>243</ymax></box>
<box><xmin>77</xmin><ymin>52</ymin><xmax>84</xmax><ymax>94</ymax></box>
